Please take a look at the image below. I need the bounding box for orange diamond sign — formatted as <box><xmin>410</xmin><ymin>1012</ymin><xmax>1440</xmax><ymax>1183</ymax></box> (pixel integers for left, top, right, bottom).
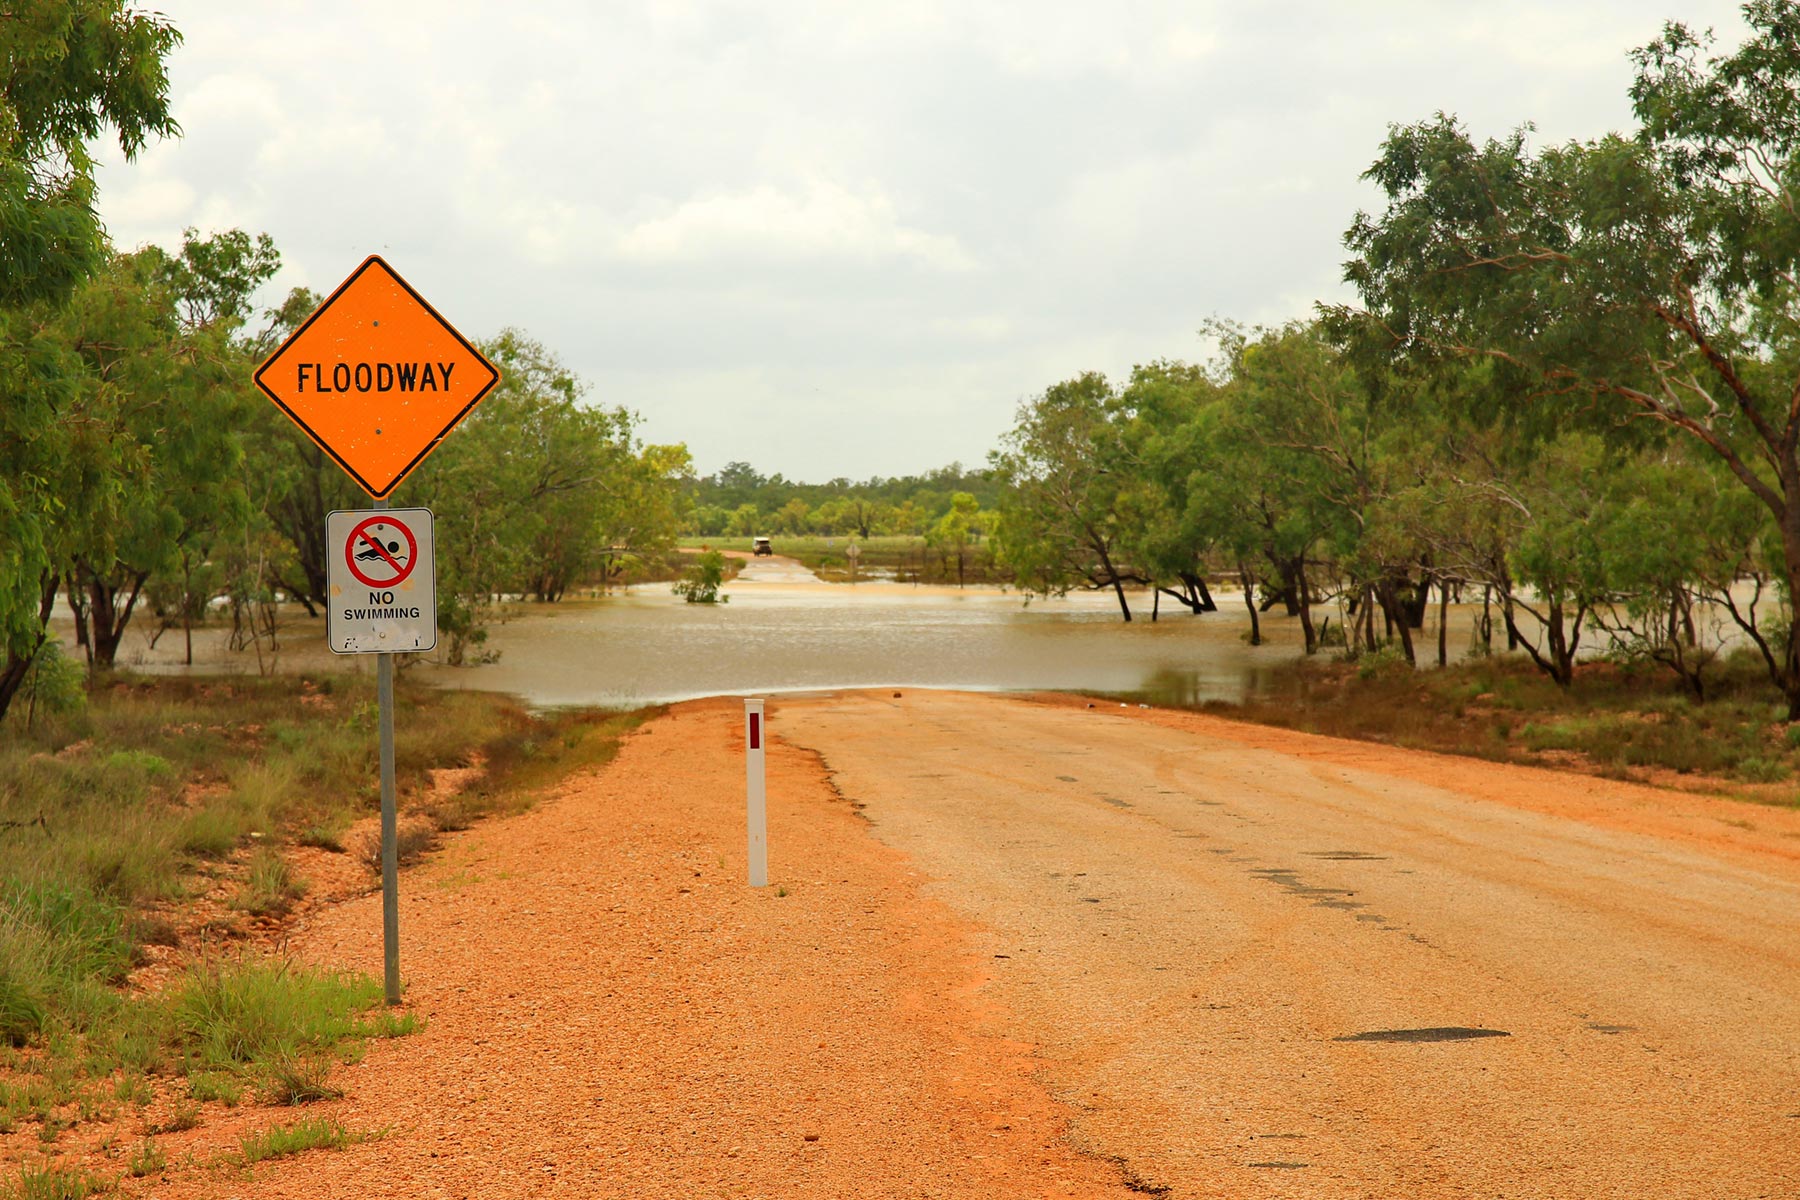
<box><xmin>254</xmin><ymin>255</ymin><xmax>500</xmax><ymax>499</ymax></box>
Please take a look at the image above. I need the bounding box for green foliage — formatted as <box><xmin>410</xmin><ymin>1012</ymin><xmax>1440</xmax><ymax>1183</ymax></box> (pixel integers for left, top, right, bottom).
<box><xmin>1338</xmin><ymin>0</ymin><xmax>1800</xmax><ymax>713</ymax></box>
<box><xmin>0</xmin><ymin>977</ymin><xmax>46</xmax><ymax>1048</ymax></box>
<box><xmin>1207</xmin><ymin>651</ymin><xmax>1800</xmax><ymax>789</ymax></box>
<box><xmin>0</xmin><ymin>671</ymin><xmax>636</xmax><ymax>1128</ymax></box>
<box><xmin>991</xmin><ymin>372</ymin><xmax>1139</xmax><ymax>618</ymax></box>
<box><xmin>15</xmin><ymin>643</ymin><xmax>85</xmax><ymax>721</ymax></box>
<box><xmin>1355</xmin><ymin>645</ymin><xmax>1413</xmax><ymax>682</ymax></box>
<box><xmin>689</xmin><ymin>461</ymin><xmax>1000</xmax><ymax>538</ymax></box>
<box><xmin>399</xmin><ymin>331</ymin><xmax>693</xmax><ymax>660</ymax></box>
<box><xmin>263</xmin><ymin>1053</ymin><xmax>344</xmax><ymax>1105</ymax></box>
<box><xmin>186</xmin><ymin>1072</ymin><xmax>240</xmax><ymax>1107</ymax></box>
<box><xmin>673</xmin><ymin>550</ymin><xmax>730</xmax><ymax>604</ymax></box>
<box><xmin>924</xmin><ymin>492</ymin><xmax>987</xmax><ymax>586</ymax></box>
<box><xmin>0</xmin><ymin>0</ymin><xmax>181</xmax><ymax>307</ymax></box>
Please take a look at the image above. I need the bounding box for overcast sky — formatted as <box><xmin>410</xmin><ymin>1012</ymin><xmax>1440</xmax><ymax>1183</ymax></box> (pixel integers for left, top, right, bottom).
<box><xmin>95</xmin><ymin>0</ymin><xmax>1752</xmax><ymax>483</ymax></box>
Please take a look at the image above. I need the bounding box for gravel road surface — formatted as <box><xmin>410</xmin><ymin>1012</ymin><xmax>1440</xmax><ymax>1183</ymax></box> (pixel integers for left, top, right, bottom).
<box><xmin>780</xmin><ymin>691</ymin><xmax>1800</xmax><ymax>1198</ymax></box>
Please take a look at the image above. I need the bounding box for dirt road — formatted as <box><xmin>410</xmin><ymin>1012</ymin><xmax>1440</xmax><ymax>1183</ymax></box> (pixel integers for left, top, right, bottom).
<box><xmin>147</xmin><ymin>690</ymin><xmax>1799</xmax><ymax>1198</ymax></box>
<box><xmin>778</xmin><ymin>691</ymin><xmax>1800</xmax><ymax>1198</ymax></box>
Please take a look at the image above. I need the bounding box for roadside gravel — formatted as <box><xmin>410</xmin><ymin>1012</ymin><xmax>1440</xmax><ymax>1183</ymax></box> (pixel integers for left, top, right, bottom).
<box><xmin>141</xmin><ymin>696</ymin><xmax>1136</xmax><ymax>1199</ymax></box>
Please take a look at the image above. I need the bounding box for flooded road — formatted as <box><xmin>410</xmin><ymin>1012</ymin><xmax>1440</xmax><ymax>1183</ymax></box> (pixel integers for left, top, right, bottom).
<box><xmin>62</xmin><ymin>555</ymin><xmax>1512</xmax><ymax>710</ymax></box>
<box><xmin>418</xmin><ymin>575</ymin><xmax>1299</xmax><ymax>709</ymax></box>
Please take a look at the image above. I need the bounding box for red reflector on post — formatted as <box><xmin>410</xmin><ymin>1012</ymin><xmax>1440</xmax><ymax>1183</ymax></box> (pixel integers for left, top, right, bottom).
<box><xmin>749</xmin><ymin>712</ymin><xmax>761</xmax><ymax>750</ymax></box>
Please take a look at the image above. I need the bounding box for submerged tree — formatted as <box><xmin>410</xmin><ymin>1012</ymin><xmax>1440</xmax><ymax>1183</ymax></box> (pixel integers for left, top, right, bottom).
<box><xmin>1340</xmin><ymin>1</ymin><xmax>1800</xmax><ymax>713</ymax></box>
<box><xmin>991</xmin><ymin>373</ymin><xmax>1142</xmax><ymax>620</ymax></box>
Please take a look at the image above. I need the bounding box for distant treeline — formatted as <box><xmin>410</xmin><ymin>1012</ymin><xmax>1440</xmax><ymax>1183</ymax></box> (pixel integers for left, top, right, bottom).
<box><xmin>686</xmin><ymin>462</ymin><xmax>1003</xmax><ymax>538</ymax></box>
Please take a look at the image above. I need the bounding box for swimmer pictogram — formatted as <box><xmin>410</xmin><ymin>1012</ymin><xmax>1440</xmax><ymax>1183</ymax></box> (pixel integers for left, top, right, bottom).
<box><xmin>345</xmin><ymin>515</ymin><xmax>419</xmax><ymax>589</ymax></box>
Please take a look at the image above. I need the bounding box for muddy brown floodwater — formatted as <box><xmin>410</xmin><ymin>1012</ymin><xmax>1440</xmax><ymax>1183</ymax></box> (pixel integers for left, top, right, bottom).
<box><xmin>134</xmin><ymin>690</ymin><xmax>1800</xmax><ymax>1199</ymax></box>
<box><xmin>68</xmin><ymin>557</ymin><xmax>1541</xmax><ymax>710</ymax></box>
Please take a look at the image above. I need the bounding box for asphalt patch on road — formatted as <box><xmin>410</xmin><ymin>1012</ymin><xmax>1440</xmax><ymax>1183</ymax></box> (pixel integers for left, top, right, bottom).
<box><xmin>1250</xmin><ymin>867</ymin><xmax>1358</xmax><ymax>901</ymax></box>
<box><xmin>1335</xmin><ymin>1027</ymin><xmax>1511</xmax><ymax>1043</ymax></box>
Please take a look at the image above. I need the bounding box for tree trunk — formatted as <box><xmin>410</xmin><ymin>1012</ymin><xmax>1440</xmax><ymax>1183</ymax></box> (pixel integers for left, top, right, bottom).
<box><xmin>1377</xmin><ymin>581</ymin><xmax>1416</xmax><ymax>665</ymax></box>
<box><xmin>1239</xmin><ymin>564</ymin><xmax>1261</xmax><ymax>647</ymax></box>
<box><xmin>1546</xmin><ymin>599</ymin><xmax>1572</xmax><ymax>687</ymax></box>
<box><xmin>86</xmin><ymin>570</ymin><xmax>149</xmax><ymax>669</ymax></box>
<box><xmin>180</xmin><ymin>552</ymin><xmax>195</xmax><ymax>667</ymax></box>
<box><xmin>1156</xmin><ymin>574</ymin><xmax>1217</xmax><ymax>616</ymax></box>
<box><xmin>1504</xmin><ymin>598</ymin><xmax>1581</xmax><ymax>689</ymax></box>
<box><xmin>1092</xmin><ymin>539</ymin><xmax>1132</xmax><ymax>622</ymax></box>
<box><xmin>1277</xmin><ymin>556</ymin><xmax>1303</xmax><ymax>615</ymax></box>
<box><xmin>1437</xmin><ymin>575</ymin><xmax>1449</xmax><ymax>668</ymax></box>
<box><xmin>1296</xmin><ymin>562</ymin><xmax>1317</xmax><ymax>655</ymax></box>
<box><xmin>1501</xmin><ymin>574</ymin><xmax>1521</xmax><ymax>650</ymax></box>
<box><xmin>1110</xmin><ymin>575</ymin><xmax>1132</xmax><ymax>622</ymax></box>
<box><xmin>1402</xmin><ymin>567</ymin><xmax>1431</xmax><ymax>630</ymax></box>
<box><xmin>0</xmin><ymin>576</ymin><xmax>61</xmax><ymax>722</ymax></box>
<box><xmin>68</xmin><ymin>588</ymin><xmax>91</xmax><ymax>661</ymax></box>
<box><xmin>1186</xmin><ymin>574</ymin><xmax>1216</xmax><ymax>612</ymax></box>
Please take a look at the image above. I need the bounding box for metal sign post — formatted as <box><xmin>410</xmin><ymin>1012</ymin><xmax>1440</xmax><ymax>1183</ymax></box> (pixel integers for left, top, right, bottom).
<box><xmin>745</xmin><ymin>698</ymin><xmax>767</xmax><ymax>887</ymax></box>
<box><xmin>373</xmin><ymin>498</ymin><xmax>401</xmax><ymax>1005</ymax></box>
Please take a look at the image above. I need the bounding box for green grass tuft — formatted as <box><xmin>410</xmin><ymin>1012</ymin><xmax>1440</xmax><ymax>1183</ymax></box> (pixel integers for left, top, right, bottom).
<box><xmin>236</xmin><ymin>1118</ymin><xmax>380</xmax><ymax>1165</ymax></box>
<box><xmin>1</xmin><ymin>1161</ymin><xmax>114</xmax><ymax>1200</ymax></box>
<box><xmin>166</xmin><ymin>957</ymin><xmax>381</xmax><ymax>1075</ymax></box>
<box><xmin>263</xmin><ymin>1053</ymin><xmax>344</xmax><ymax>1105</ymax></box>
<box><xmin>229</xmin><ymin>848</ymin><xmax>306</xmax><ymax>918</ymax></box>
<box><xmin>124</xmin><ymin>1140</ymin><xmax>165</xmax><ymax>1179</ymax></box>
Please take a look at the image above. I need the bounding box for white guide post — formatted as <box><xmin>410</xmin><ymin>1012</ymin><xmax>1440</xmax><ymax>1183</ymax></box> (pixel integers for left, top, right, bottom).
<box><xmin>745</xmin><ymin>698</ymin><xmax>768</xmax><ymax>887</ymax></box>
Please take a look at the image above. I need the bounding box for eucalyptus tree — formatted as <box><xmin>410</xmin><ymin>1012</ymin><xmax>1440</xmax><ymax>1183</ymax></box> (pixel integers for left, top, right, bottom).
<box><xmin>591</xmin><ymin>441</ymin><xmax>693</xmax><ymax>592</ymax></box>
<box><xmin>55</xmin><ymin>246</ymin><xmax>252</xmax><ymax>668</ymax></box>
<box><xmin>1588</xmin><ymin>444</ymin><xmax>1773</xmax><ymax>699</ymax></box>
<box><xmin>1197</xmin><ymin>321</ymin><xmax>1444</xmax><ymax>658</ymax></box>
<box><xmin>991</xmin><ymin>372</ymin><xmax>1142</xmax><ymax>621</ymax></box>
<box><xmin>1340</xmin><ymin>0</ymin><xmax>1800</xmax><ymax>713</ymax></box>
<box><xmin>405</xmin><ymin>332</ymin><xmax>691</xmax><ymax>660</ymax></box>
<box><xmin>0</xmin><ymin>0</ymin><xmax>180</xmax><ymax>715</ymax></box>
<box><xmin>1111</xmin><ymin>360</ymin><xmax>1223</xmax><ymax>617</ymax></box>
<box><xmin>926</xmin><ymin>492</ymin><xmax>983</xmax><ymax>587</ymax></box>
<box><xmin>58</xmin><ymin>229</ymin><xmax>286</xmax><ymax>669</ymax></box>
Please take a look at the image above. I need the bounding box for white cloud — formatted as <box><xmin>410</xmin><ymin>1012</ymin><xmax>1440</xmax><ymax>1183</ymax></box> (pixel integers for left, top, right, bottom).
<box><xmin>615</xmin><ymin>179</ymin><xmax>977</xmax><ymax>271</ymax></box>
<box><xmin>99</xmin><ymin>177</ymin><xmax>196</xmax><ymax>236</ymax></box>
<box><xmin>88</xmin><ymin>0</ymin><xmax>1758</xmax><ymax>480</ymax></box>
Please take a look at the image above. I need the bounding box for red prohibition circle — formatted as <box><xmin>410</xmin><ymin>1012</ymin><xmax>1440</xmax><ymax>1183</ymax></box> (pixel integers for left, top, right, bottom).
<box><xmin>345</xmin><ymin>516</ymin><xmax>419</xmax><ymax>589</ymax></box>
